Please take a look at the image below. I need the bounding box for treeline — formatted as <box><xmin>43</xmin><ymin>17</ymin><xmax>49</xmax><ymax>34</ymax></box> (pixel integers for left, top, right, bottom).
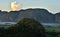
<box><xmin>0</xmin><ymin>18</ymin><xmax>46</xmax><ymax>37</ymax></box>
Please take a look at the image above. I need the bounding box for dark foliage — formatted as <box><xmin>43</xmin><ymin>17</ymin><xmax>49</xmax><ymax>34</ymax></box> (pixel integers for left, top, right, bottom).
<box><xmin>0</xmin><ymin>18</ymin><xmax>46</xmax><ymax>37</ymax></box>
<box><xmin>0</xmin><ymin>18</ymin><xmax>60</xmax><ymax>37</ymax></box>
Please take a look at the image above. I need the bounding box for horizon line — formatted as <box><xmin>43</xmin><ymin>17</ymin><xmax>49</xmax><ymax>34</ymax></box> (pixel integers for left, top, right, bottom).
<box><xmin>0</xmin><ymin>7</ymin><xmax>59</xmax><ymax>14</ymax></box>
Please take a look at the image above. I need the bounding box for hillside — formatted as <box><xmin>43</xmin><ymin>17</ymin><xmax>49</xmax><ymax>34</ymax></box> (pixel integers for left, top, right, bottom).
<box><xmin>0</xmin><ymin>8</ymin><xmax>59</xmax><ymax>23</ymax></box>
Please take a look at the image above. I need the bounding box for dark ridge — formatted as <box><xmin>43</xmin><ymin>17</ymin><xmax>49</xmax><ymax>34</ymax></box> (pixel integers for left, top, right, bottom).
<box><xmin>0</xmin><ymin>8</ymin><xmax>59</xmax><ymax>23</ymax></box>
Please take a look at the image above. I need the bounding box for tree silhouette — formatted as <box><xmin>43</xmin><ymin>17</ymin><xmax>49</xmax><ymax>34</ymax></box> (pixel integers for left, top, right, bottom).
<box><xmin>6</xmin><ymin>18</ymin><xmax>46</xmax><ymax>37</ymax></box>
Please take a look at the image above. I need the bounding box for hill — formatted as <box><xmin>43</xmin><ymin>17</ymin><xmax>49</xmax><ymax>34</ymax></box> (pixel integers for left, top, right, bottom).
<box><xmin>0</xmin><ymin>8</ymin><xmax>56</xmax><ymax>23</ymax></box>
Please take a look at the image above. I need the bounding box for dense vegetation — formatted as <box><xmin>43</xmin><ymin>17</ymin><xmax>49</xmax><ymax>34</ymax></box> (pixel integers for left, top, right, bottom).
<box><xmin>0</xmin><ymin>18</ymin><xmax>46</xmax><ymax>37</ymax></box>
<box><xmin>0</xmin><ymin>18</ymin><xmax>60</xmax><ymax>37</ymax></box>
<box><xmin>45</xmin><ymin>27</ymin><xmax>60</xmax><ymax>37</ymax></box>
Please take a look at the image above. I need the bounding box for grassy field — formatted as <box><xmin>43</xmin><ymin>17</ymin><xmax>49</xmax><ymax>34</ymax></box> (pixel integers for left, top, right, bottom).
<box><xmin>45</xmin><ymin>27</ymin><xmax>60</xmax><ymax>32</ymax></box>
<box><xmin>45</xmin><ymin>27</ymin><xmax>60</xmax><ymax>37</ymax></box>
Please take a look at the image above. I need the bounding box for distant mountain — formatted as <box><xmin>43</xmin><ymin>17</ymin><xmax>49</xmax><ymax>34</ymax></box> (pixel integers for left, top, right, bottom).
<box><xmin>0</xmin><ymin>8</ymin><xmax>59</xmax><ymax>23</ymax></box>
<box><xmin>55</xmin><ymin>13</ymin><xmax>60</xmax><ymax>23</ymax></box>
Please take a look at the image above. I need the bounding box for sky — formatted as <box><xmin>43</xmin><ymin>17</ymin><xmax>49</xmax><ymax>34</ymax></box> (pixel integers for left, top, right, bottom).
<box><xmin>0</xmin><ymin>0</ymin><xmax>60</xmax><ymax>14</ymax></box>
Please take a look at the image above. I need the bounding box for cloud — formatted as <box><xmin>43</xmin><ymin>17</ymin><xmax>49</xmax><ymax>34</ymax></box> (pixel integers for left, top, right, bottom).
<box><xmin>11</xmin><ymin>1</ymin><xmax>20</xmax><ymax>11</ymax></box>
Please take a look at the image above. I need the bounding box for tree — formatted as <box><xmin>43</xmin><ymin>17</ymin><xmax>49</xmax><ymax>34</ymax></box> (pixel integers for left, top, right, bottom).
<box><xmin>7</xmin><ymin>18</ymin><xmax>46</xmax><ymax>37</ymax></box>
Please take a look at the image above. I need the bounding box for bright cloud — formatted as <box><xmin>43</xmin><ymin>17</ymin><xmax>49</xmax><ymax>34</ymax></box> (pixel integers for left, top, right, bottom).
<box><xmin>11</xmin><ymin>1</ymin><xmax>20</xmax><ymax>11</ymax></box>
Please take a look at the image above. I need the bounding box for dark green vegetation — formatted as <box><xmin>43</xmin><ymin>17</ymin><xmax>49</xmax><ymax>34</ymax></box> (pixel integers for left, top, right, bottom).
<box><xmin>45</xmin><ymin>27</ymin><xmax>60</xmax><ymax>37</ymax></box>
<box><xmin>0</xmin><ymin>18</ymin><xmax>60</xmax><ymax>37</ymax></box>
<box><xmin>0</xmin><ymin>18</ymin><xmax>46</xmax><ymax>37</ymax></box>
